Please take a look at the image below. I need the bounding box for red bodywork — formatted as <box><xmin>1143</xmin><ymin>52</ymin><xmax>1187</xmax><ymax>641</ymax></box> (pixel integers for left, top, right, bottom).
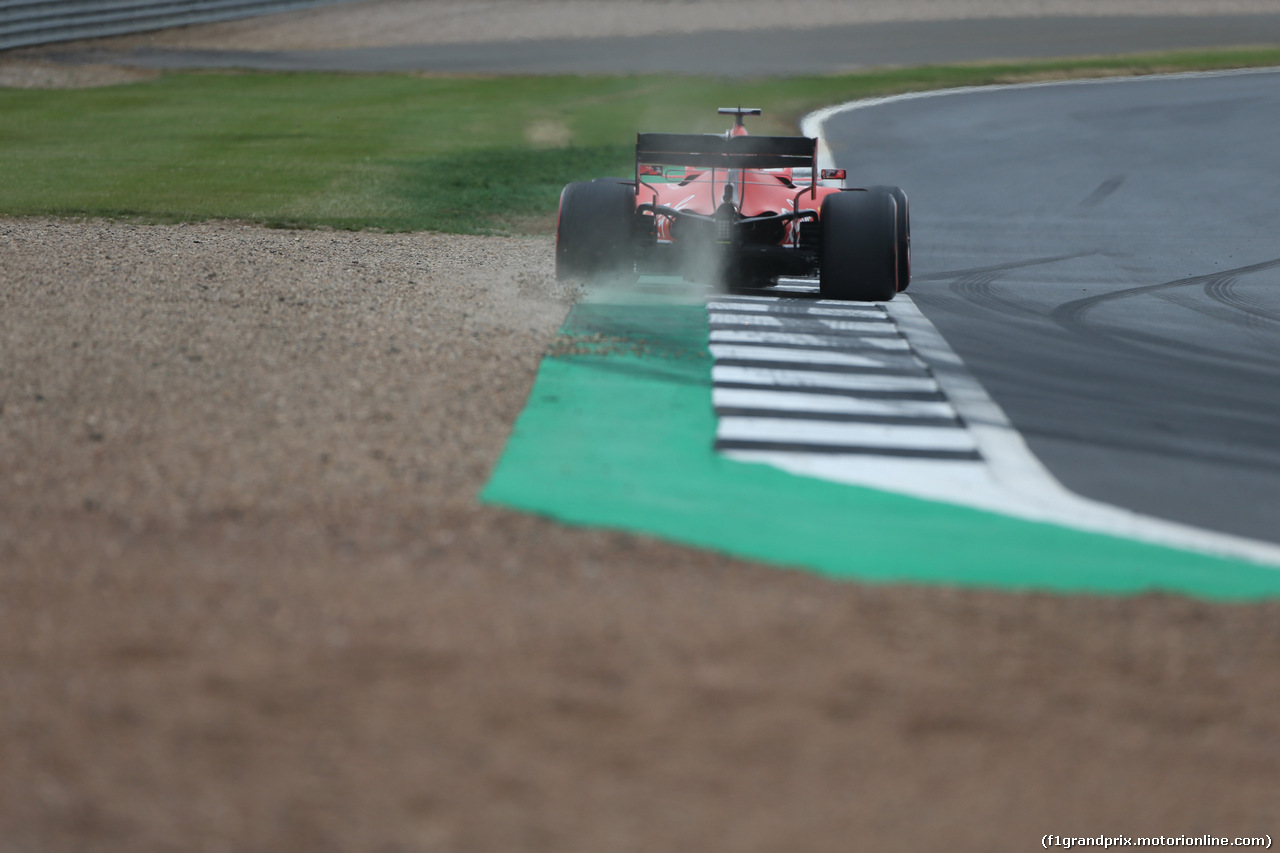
<box><xmin>625</xmin><ymin>112</ymin><xmax>849</xmax><ymax>282</ymax></box>
<box><xmin>638</xmin><ymin>165</ymin><xmax>843</xmax><ymax>247</ymax></box>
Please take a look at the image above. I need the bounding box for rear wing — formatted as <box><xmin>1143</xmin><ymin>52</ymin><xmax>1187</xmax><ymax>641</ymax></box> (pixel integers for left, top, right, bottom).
<box><xmin>636</xmin><ymin>133</ymin><xmax>817</xmax><ymax>171</ymax></box>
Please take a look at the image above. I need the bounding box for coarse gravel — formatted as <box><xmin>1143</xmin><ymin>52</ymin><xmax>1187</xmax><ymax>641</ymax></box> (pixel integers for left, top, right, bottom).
<box><xmin>0</xmin><ymin>219</ymin><xmax>567</xmax><ymax>526</ymax></box>
<box><xmin>0</xmin><ymin>60</ymin><xmax>157</xmax><ymax>88</ymax></box>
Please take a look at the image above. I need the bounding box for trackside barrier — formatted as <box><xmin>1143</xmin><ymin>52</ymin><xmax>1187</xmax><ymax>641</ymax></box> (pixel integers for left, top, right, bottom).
<box><xmin>0</xmin><ymin>0</ymin><xmax>349</xmax><ymax>51</ymax></box>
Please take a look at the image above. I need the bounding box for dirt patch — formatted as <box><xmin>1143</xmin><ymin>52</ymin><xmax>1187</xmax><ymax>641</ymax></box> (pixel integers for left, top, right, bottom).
<box><xmin>985</xmin><ymin>64</ymin><xmax>1237</xmax><ymax>84</ymax></box>
<box><xmin>2</xmin><ymin>219</ymin><xmax>1279</xmax><ymax>851</ymax></box>
<box><xmin>0</xmin><ymin>58</ymin><xmax>157</xmax><ymax>88</ymax></box>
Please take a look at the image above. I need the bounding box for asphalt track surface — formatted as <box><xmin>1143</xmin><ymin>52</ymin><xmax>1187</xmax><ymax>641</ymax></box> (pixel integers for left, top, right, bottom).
<box><xmin>53</xmin><ymin>14</ymin><xmax>1280</xmax><ymax>74</ymax></box>
<box><xmin>819</xmin><ymin>69</ymin><xmax>1280</xmax><ymax>545</ymax></box>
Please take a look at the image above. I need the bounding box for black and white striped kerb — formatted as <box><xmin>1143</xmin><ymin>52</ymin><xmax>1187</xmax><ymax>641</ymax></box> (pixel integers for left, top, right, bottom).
<box><xmin>709</xmin><ymin>291</ymin><xmax>983</xmax><ymax>462</ymax></box>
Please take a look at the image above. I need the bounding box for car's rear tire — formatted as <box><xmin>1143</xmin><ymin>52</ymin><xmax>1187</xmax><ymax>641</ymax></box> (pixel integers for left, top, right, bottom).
<box><xmin>819</xmin><ymin>190</ymin><xmax>898</xmax><ymax>302</ymax></box>
<box><xmin>867</xmin><ymin>185</ymin><xmax>911</xmax><ymax>292</ymax></box>
<box><xmin>556</xmin><ymin>180</ymin><xmax>636</xmax><ymax>281</ymax></box>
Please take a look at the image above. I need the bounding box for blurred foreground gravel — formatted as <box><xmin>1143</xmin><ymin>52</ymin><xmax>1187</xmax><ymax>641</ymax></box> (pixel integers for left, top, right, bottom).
<box><xmin>3</xmin><ymin>222</ymin><xmax>1279</xmax><ymax>851</ymax></box>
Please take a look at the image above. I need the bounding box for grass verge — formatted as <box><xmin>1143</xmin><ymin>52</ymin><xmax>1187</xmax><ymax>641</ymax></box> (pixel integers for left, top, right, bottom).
<box><xmin>1</xmin><ymin>46</ymin><xmax>1279</xmax><ymax>233</ymax></box>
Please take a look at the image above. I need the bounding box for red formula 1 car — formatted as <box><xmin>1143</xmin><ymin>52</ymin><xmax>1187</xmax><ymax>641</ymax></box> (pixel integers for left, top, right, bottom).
<box><xmin>555</xmin><ymin>107</ymin><xmax>909</xmax><ymax>301</ymax></box>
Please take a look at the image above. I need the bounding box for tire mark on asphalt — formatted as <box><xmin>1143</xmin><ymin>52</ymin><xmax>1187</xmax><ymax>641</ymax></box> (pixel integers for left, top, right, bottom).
<box><xmin>1079</xmin><ymin>175</ymin><xmax>1125</xmax><ymax>208</ymax></box>
<box><xmin>924</xmin><ymin>252</ymin><xmax>1097</xmax><ymax>320</ymax></box>
<box><xmin>913</xmin><ymin>251</ymin><xmax>1093</xmax><ymax>283</ymax></box>
<box><xmin>1049</xmin><ymin>257</ymin><xmax>1280</xmax><ymax>374</ymax></box>
<box><xmin>1204</xmin><ymin>275</ymin><xmax>1280</xmax><ymax>327</ymax></box>
<box><xmin>1157</xmin><ymin>277</ymin><xmax>1274</xmax><ymax>333</ymax></box>
<box><xmin>1051</xmin><ymin>256</ymin><xmax>1280</xmax><ymax>324</ymax></box>
<box><xmin>1054</xmin><ymin>305</ymin><xmax>1280</xmax><ymax>378</ymax></box>
<box><xmin>947</xmin><ymin>269</ymin><xmax>1048</xmax><ymax>319</ymax></box>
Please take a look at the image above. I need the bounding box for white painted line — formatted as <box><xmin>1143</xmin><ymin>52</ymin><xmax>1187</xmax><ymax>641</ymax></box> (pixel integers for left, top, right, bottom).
<box><xmin>712</xmin><ymin>294</ymin><xmax>795</xmax><ymax>303</ymax></box>
<box><xmin>817</xmin><ymin>319</ymin><xmax>899</xmax><ymax>333</ymax></box>
<box><xmin>709</xmin><ymin>313</ymin><xmax>895</xmax><ymax>333</ymax></box>
<box><xmin>707</xmin><ymin>300</ymin><xmax>783</xmax><ymax>312</ymax></box>
<box><xmin>718</xmin><ymin>417</ymin><xmax>979</xmax><ymax>451</ymax></box>
<box><xmin>802</xmin><ymin>306</ymin><xmax>892</xmax><ymax>317</ymax></box>
<box><xmin>709</xmin><ymin>330</ymin><xmax>911</xmax><ymax>349</ymax></box>
<box><xmin>707</xmin><ymin>300</ymin><xmax>885</xmax><ymax>319</ymax></box>
<box><xmin>725</xmin><ymin>451</ymin><xmax>999</xmax><ymax>497</ymax></box>
<box><xmin>714</xmin><ymin>387</ymin><xmax>957</xmax><ymax>418</ymax></box>
<box><xmin>714</xmin><ymin>364</ymin><xmax>940</xmax><ymax>393</ymax></box>
<box><xmin>709</xmin><ymin>312</ymin><xmax>784</xmax><ymax>326</ymax></box>
<box><xmin>709</xmin><ymin>344</ymin><xmax>916</xmax><ymax>369</ymax></box>
<box><xmin>800</xmin><ymin>67</ymin><xmax>1280</xmax><ymax>171</ymax></box>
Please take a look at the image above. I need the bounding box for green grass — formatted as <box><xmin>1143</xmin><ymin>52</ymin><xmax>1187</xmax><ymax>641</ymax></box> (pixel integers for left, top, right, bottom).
<box><xmin>2</xmin><ymin>46</ymin><xmax>1279</xmax><ymax>234</ymax></box>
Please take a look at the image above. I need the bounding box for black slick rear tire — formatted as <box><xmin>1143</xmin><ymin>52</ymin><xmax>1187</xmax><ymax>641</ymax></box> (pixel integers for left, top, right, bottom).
<box><xmin>556</xmin><ymin>180</ymin><xmax>636</xmax><ymax>281</ymax></box>
<box><xmin>819</xmin><ymin>190</ymin><xmax>898</xmax><ymax>302</ymax></box>
<box><xmin>867</xmin><ymin>185</ymin><xmax>911</xmax><ymax>292</ymax></box>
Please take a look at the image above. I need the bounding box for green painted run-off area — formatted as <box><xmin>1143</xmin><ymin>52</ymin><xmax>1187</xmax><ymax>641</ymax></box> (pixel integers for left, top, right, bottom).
<box><xmin>482</xmin><ymin>293</ymin><xmax>1280</xmax><ymax>600</ymax></box>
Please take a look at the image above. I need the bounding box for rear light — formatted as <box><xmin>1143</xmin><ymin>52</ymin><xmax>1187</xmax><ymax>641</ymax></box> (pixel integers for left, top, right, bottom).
<box><xmin>820</xmin><ymin>169</ymin><xmax>847</xmax><ymax>181</ymax></box>
<box><xmin>717</xmin><ymin>219</ymin><xmax>734</xmax><ymax>243</ymax></box>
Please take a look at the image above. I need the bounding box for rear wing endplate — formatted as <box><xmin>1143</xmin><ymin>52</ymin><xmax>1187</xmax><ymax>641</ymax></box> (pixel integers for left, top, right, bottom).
<box><xmin>636</xmin><ymin>133</ymin><xmax>816</xmax><ymax>171</ymax></box>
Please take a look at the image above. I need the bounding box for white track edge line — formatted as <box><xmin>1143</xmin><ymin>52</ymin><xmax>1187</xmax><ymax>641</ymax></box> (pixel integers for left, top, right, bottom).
<box><xmin>887</xmin><ymin>296</ymin><xmax>1280</xmax><ymax>567</ymax></box>
<box><xmin>718</xmin><ymin>416</ymin><xmax>979</xmax><ymax>450</ymax></box>
<box><xmin>800</xmin><ymin>66</ymin><xmax>1280</xmax><ymax>169</ymax></box>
